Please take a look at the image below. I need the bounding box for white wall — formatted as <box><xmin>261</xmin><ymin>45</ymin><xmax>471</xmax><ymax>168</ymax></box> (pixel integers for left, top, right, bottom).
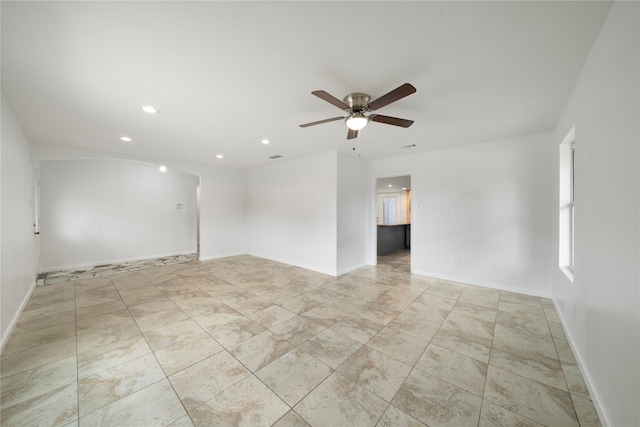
<box><xmin>369</xmin><ymin>132</ymin><xmax>553</xmax><ymax>296</ymax></box>
<box><xmin>39</xmin><ymin>159</ymin><xmax>198</xmax><ymax>271</ymax></box>
<box><xmin>552</xmin><ymin>3</ymin><xmax>639</xmax><ymax>425</ymax></box>
<box><xmin>337</xmin><ymin>152</ymin><xmax>368</xmax><ymax>275</ymax></box>
<box><xmin>248</xmin><ymin>151</ymin><xmax>337</xmax><ymax>275</ymax></box>
<box><xmin>31</xmin><ymin>141</ymin><xmax>247</xmax><ymax>263</ymax></box>
<box><xmin>1</xmin><ymin>95</ymin><xmax>37</xmax><ymax>349</ymax></box>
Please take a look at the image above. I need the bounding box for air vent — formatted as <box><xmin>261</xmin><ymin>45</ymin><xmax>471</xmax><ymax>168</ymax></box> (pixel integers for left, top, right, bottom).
<box><xmin>400</xmin><ymin>144</ymin><xmax>417</xmax><ymax>149</ymax></box>
<box><xmin>269</xmin><ymin>155</ymin><xmax>283</xmax><ymax>159</ymax></box>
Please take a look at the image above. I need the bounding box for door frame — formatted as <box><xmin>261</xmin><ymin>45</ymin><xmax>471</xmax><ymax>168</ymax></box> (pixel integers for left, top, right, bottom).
<box><xmin>370</xmin><ymin>172</ymin><xmax>413</xmax><ymax>270</ymax></box>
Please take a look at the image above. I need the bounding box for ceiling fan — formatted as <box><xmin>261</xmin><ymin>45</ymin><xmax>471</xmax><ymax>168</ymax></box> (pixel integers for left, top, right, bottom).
<box><xmin>299</xmin><ymin>83</ymin><xmax>416</xmax><ymax>139</ymax></box>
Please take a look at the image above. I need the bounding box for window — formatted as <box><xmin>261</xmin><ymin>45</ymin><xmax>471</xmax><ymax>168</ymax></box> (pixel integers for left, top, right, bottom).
<box><xmin>559</xmin><ymin>127</ymin><xmax>575</xmax><ymax>281</ymax></box>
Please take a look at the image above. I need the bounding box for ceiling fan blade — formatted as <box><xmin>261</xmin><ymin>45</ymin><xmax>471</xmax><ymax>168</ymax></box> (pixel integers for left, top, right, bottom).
<box><xmin>367</xmin><ymin>83</ymin><xmax>416</xmax><ymax>111</ymax></box>
<box><xmin>370</xmin><ymin>114</ymin><xmax>414</xmax><ymax>128</ymax></box>
<box><xmin>347</xmin><ymin>128</ymin><xmax>358</xmax><ymax>140</ymax></box>
<box><xmin>299</xmin><ymin>116</ymin><xmax>345</xmax><ymax>128</ymax></box>
<box><xmin>312</xmin><ymin>90</ymin><xmax>350</xmax><ymax>110</ymax></box>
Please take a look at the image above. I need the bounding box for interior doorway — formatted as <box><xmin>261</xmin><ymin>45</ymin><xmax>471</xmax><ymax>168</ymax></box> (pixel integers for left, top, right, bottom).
<box><xmin>374</xmin><ymin>175</ymin><xmax>411</xmax><ymax>273</ymax></box>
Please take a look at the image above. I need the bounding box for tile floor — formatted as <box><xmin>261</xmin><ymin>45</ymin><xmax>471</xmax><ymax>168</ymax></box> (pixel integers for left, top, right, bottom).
<box><xmin>1</xmin><ymin>250</ymin><xmax>601</xmax><ymax>426</ymax></box>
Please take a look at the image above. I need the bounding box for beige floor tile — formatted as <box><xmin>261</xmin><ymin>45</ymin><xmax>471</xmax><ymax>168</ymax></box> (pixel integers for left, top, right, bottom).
<box><xmin>17</xmin><ymin>301</ymin><xmax>76</xmax><ymax>324</ymax></box>
<box><xmin>188</xmin><ymin>374</ymin><xmax>289</xmax><ymax>426</ymax></box>
<box><xmin>154</xmin><ymin>332</ymin><xmax>223</xmax><ymax>376</ymax></box>
<box><xmin>231</xmin><ymin>296</ymin><xmax>275</xmax><ymax>315</ymax></box>
<box><xmin>416</xmin><ymin>344</ymin><xmax>487</xmax><ymax>396</ymax></box>
<box><xmin>142</xmin><ymin>318</ymin><xmax>209</xmax><ymax>351</ymax></box>
<box><xmin>279</xmin><ymin>295</ymin><xmax>323</xmax><ymax>314</ymax></box>
<box><xmin>1</xmin><ymin>381</ymin><xmax>77</xmax><ymax>427</ymax></box>
<box><xmin>79</xmin><ymin>378</ymin><xmax>186</xmax><ymax>427</ymax></box>
<box><xmin>484</xmin><ymin>366</ymin><xmax>578</xmax><ymax>426</ymax></box>
<box><xmin>269</xmin><ymin>315</ymin><xmax>325</xmax><ymax>346</ymax></box>
<box><xmin>297</xmin><ymin>328</ymin><xmax>362</xmax><ymax>369</ymax></box>
<box><xmin>452</xmin><ymin>300</ymin><xmax>497</xmax><ymax>323</ymax></box>
<box><xmin>300</xmin><ymin>304</ymin><xmax>347</xmax><ymax>328</ymax></box>
<box><xmin>494</xmin><ymin>323</ymin><xmax>558</xmax><ymax>360</ymax></box>
<box><xmin>553</xmin><ymin>337</ymin><xmax>577</xmax><ymax>364</ymax></box>
<box><xmin>249</xmin><ymin>305</ymin><xmax>297</xmax><ymax>328</ymax></box>
<box><xmin>329</xmin><ymin>313</ymin><xmax>384</xmax><ymax>344</ymax></box>
<box><xmin>75</xmin><ymin>285</ymin><xmax>121</xmax><ymax>309</ymax></box>
<box><xmin>496</xmin><ymin>310</ymin><xmax>551</xmax><ymax>337</ymax></box>
<box><xmin>133</xmin><ymin>306</ymin><xmax>190</xmax><ymax>332</ymax></box>
<box><xmin>498</xmin><ymin>300</ymin><xmax>546</xmax><ymax>318</ymax></box>
<box><xmin>272</xmin><ymin>410</ymin><xmax>312</xmax><ymax>427</ymax></box>
<box><xmin>206</xmin><ymin>317</ymin><xmax>265</xmax><ymax>348</ymax></box>
<box><xmin>0</xmin><ymin>336</ymin><xmax>77</xmax><ymax>378</ymax></box>
<box><xmin>562</xmin><ymin>361</ymin><xmax>591</xmax><ymax>399</ymax></box>
<box><xmin>1</xmin><ymin>356</ymin><xmax>77</xmax><ymax>409</ymax></box>
<box><xmin>3</xmin><ymin>254</ymin><xmax>596</xmax><ymax>426</ymax></box>
<box><xmin>229</xmin><ymin>330</ymin><xmax>294</xmax><ymax>372</ymax></box>
<box><xmin>75</xmin><ymin>299</ymin><xmax>126</xmax><ymax>320</ymax></box>
<box><xmin>168</xmin><ymin>414</ymin><xmax>195</xmax><ymax>426</ymax></box>
<box><xmin>78</xmin><ymin>353</ymin><xmax>165</xmax><ymax>416</ymax></box>
<box><xmin>294</xmin><ymin>372</ymin><xmax>387</xmax><ymax>426</ymax></box>
<box><xmin>548</xmin><ymin>321</ymin><xmax>567</xmax><ymax>340</ymax></box>
<box><xmin>169</xmin><ymin>351</ymin><xmax>250</xmax><ymax>411</ymax></box>
<box><xmin>377</xmin><ymin>405</ymin><xmax>427</xmax><ymax>427</ymax></box>
<box><xmin>431</xmin><ymin>325</ymin><xmax>493</xmax><ymax>363</ymax></box>
<box><xmin>337</xmin><ymin>346</ymin><xmax>412</xmax><ymax>402</ymax></box>
<box><xmin>392</xmin><ymin>368</ymin><xmax>482</xmax><ymax>427</ymax></box>
<box><xmin>423</xmin><ymin>281</ymin><xmax>466</xmax><ymax>300</ymax></box>
<box><xmin>77</xmin><ymin>333</ymin><xmax>151</xmax><ymax>378</ymax></box>
<box><xmin>256</xmin><ymin>348</ymin><xmax>332</xmax><ymax>406</ymax></box>
<box><xmin>490</xmin><ymin>342</ymin><xmax>567</xmax><ymax>391</ymax></box>
<box><xmin>414</xmin><ymin>292</ymin><xmax>457</xmax><ymax>312</ymax></box>
<box><xmin>571</xmin><ymin>394</ymin><xmax>601</xmax><ymax>427</ymax></box>
<box><xmin>457</xmin><ymin>287</ymin><xmax>500</xmax><ymax>309</ymax></box>
<box><xmin>443</xmin><ymin>311</ymin><xmax>495</xmax><ymax>340</ymax></box>
<box><xmin>76</xmin><ymin>310</ymin><xmax>141</xmax><ymax>353</ymax></box>
<box><xmin>13</xmin><ymin>309</ymin><xmax>76</xmax><ymax>334</ymax></box>
<box><xmin>2</xmin><ymin>321</ymin><xmax>77</xmax><ymax>355</ymax></box>
<box><xmin>325</xmin><ymin>293</ymin><xmax>367</xmax><ymax>313</ymax></box>
<box><xmin>366</xmin><ymin>327</ymin><xmax>427</xmax><ymax>366</ymax></box>
<box><xmin>478</xmin><ymin>401</ymin><xmax>543</xmax><ymax>426</ymax></box>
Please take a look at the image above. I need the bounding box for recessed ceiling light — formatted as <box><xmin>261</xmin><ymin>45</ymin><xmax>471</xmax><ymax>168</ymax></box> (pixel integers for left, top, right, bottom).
<box><xmin>142</xmin><ymin>105</ymin><xmax>158</xmax><ymax>114</ymax></box>
<box><xmin>159</xmin><ymin>165</ymin><xmax>167</xmax><ymax>173</ymax></box>
<box><xmin>402</xmin><ymin>187</ymin><xmax>407</xmax><ymax>190</ymax></box>
<box><xmin>261</xmin><ymin>139</ymin><xmax>270</xmax><ymax>145</ymax></box>
<box><xmin>120</xmin><ymin>136</ymin><xmax>132</xmax><ymax>142</ymax></box>
<box><xmin>216</xmin><ymin>154</ymin><xmax>223</xmax><ymax>159</ymax></box>
<box><xmin>388</xmin><ymin>184</ymin><xmax>393</xmax><ymax>187</ymax></box>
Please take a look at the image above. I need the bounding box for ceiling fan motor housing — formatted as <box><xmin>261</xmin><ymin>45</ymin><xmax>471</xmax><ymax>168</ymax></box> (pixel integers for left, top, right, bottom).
<box><xmin>343</xmin><ymin>93</ymin><xmax>371</xmax><ymax>111</ymax></box>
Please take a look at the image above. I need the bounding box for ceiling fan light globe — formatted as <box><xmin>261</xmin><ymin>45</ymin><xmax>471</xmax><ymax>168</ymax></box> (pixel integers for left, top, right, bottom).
<box><xmin>346</xmin><ymin>115</ymin><xmax>368</xmax><ymax>131</ymax></box>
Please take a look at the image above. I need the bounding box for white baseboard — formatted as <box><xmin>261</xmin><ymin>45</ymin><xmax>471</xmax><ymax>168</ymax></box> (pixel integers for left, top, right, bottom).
<box><xmin>198</xmin><ymin>252</ymin><xmax>247</xmax><ymax>262</ymax></box>
<box><xmin>337</xmin><ymin>262</ymin><xmax>369</xmax><ymax>277</ymax></box>
<box><xmin>412</xmin><ymin>269</ymin><xmax>551</xmax><ymax>299</ymax></box>
<box><xmin>552</xmin><ymin>300</ymin><xmax>610</xmax><ymax>427</ymax></box>
<box><xmin>39</xmin><ymin>250</ymin><xmax>197</xmax><ymax>273</ymax></box>
<box><xmin>247</xmin><ymin>252</ymin><xmax>337</xmax><ymax>277</ymax></box>
<box><xmin>1</xmin><ymin>279</ymin><xmax>37</xmax><ymax>353</ymax></box>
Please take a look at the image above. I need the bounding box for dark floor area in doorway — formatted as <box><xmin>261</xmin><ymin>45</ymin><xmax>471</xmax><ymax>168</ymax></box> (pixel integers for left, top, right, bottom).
<box><xmin>377</xmin><ymin>249</ymin><xmax>410</xmax><ymax>274</ymax></box>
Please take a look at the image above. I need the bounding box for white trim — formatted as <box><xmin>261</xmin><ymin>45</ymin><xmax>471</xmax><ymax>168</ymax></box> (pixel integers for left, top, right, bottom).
<box><xmin>198</xmin><ymin>252</ymin><xmax>247</xmax><ymax>262</ymax></box>
<box><xmin>247</xmin><ymin>252</ymin><xmax>337</xmax><ymax>277</ymax></box>
<box><xmin>553</xmin><ymin>299</ymin><xmax>610</xmax><ymax>427</ymax></box>
<box><xmin>336</xmin><ymin>262</ymin><xmax>370</xmax><ymax>277</ymax></box>
<box><xmin>412</xmin><ymin>269</ymin><xmax>551</xmax><ymax>298</ymax></box>
<box><xmin>1</xmin><ymin>280</ymin><xmax>37</xmax><ymax>353</ymax></box>
<box><xmin>38</xmin><ymin>250</ymin><xmax>196</xmax><ymax>273</ymax></box>
<box><xmin>370</xmin><ymin>171</ymin><xmax>413</xmax><ymax>265</ymax></box>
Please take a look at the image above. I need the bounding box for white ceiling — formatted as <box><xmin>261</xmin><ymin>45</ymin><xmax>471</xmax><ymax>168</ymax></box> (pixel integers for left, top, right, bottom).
<box><xmin>2</xmin><ymin>1</ymin><xmax>611</xmax><ymax>170</ymax></box>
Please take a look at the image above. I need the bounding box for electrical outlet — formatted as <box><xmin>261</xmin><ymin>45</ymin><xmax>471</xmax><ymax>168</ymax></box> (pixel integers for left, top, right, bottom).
<box><xmin>176</xmin><ymin>203</ymin><xmax>183</xmax><ymax>209</ymax></box>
